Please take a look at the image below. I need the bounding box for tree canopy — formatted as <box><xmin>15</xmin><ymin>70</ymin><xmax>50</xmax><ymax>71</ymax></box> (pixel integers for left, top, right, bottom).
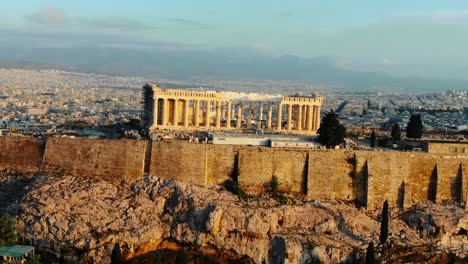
<box><xmin>391</xmin><ymin>123</ymin><xmax>402</xmax><ymax>141</ymax></box>
<box><xmin>370</xmin><ymin>130</ymin><xmax>376</xmax><ymax>148</ymax></box>
<box><xmin>317</xmin><ymin>110</ymin><xmax>346</xmax><ymax>148</ymax></box>
<box><xmin>0</xmin><ymin>216</ymin><xmax>17</xmax><ymax>247</ymax></box>
<box><xmin>406</xmin><ymin>114</ymin><xmax>424</xmax><ymax>139</ymax></box>
<box><xmin>380</xmin><ymin>200</ymin><xmax>389</xmax><ymax>244</ymax></box>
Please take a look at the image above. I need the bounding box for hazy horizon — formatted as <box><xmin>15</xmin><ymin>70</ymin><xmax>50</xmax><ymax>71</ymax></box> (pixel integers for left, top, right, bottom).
<box><xmin>1</xmin><ymin>1</ymin><xmax>468</xmax><ymax>91</ymax></box>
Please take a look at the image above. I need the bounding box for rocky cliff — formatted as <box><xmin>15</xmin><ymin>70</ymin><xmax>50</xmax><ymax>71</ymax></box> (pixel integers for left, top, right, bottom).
<box><xmin>1</xmin><ymin>175</ymin><xmax>467</xmax><ymax>263</ymax></box>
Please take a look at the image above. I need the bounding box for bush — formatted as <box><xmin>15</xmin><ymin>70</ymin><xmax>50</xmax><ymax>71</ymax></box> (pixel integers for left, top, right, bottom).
<box><xmin>269</xmin><ymin>176</ymin><xmax>281</xmax><ymax>193</ymax></box>
<box><xmin>0</xmin><ymin>216</ymin><xmax>17</xmax><ymax>247</ymax></box>
<box><xmin>25</xmin><ymin>254</ymin><xmax>41</xmax><ymax>264</ymax></box>
<box><xmin>223</xmin><ymin>180</ymin><xmax>247</xmax><ymax>199</ymax></box>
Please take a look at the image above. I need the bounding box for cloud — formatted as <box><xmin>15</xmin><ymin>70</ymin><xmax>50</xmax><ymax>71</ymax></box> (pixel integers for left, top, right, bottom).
<box><xmin>81</xmin><ymin>17</ymin><xmax>156</xmax><ymax>31</ymax></box>
<box><xmin>383</xmin><ymin>58</ymin><xmax>398</xmax><ymax>66</ymax></box>
<box><xmin>169</xmin><ymin>18</ymin><xmax>213</xmax><ymax>30</ymax></box>
<box><xmin>25</xmin><ymin>6</ymin><xmax>155</xmax><ymax>32</ymax></box>
<box><xmin>26</xmin><ymin>6</ymin><xmax>68</xmax><ymax>25</ymax></box>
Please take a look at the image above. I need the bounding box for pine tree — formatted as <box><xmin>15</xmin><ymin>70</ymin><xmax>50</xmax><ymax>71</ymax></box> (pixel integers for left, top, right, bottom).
<box><xmin>110</xmin><ymin>243</ymin><xmax>124</xmax><ymax>264</ymax></box>
<box><xmin>365</xmin><ymin>242</ymin><xmax>376</xmax><ymax>264</ymax></box>
<box><xmin>370</xmin><ymin>130</ymin><xmax>376</xmax><ymax>148</ymax></box>
<box><xmin>406</xmin><ymin>114</ymin><xmax>424</xmax><ymax>139</ymax></box>
<box><xmin>380</xmin><ymin>200</ymin><xmax>389</xmax><ymax>244</ymax></box>
<box><xmin>317</xmin><ymin>110</ymin><xmax>346</xmax><ymax>148</ymax></box>
<box><xmin>391</xmin><ymin>123</ymin><xmax>401</xmax><ymax>142</ymax></box>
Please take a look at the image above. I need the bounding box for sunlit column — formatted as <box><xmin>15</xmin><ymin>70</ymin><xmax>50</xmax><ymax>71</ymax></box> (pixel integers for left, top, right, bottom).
<box><xmin>236</xmin><ymin>104</ymin><xmax>243</xmax><ymax>128</ymax></box>
<box><xmin>183</xmin><ymin>99</ymin><xmax>189</xmax><ymax>127</ymax></box>
<box><xmin>276</xmin><ymin>103</ymin><xmax>282</xmax><ymax>130</ymax></box>
<box><xmin>194</xmin><ymin>100</ymin><xmax>200</xmax><ymax>126</ymax></box>
<box><xmin>162</xmin><ymin>98</ymin><xmax>168</xmax><ymax>127</ymax></box>
<box><xmin>297</xmin><ymin>105</ymin><xmax>302</xmax><ymax>131</ymax></box>
<box><xmin>226</xmin><ymin>101</ymin><xmax>232</xmax><ymax>128</ymax></box>
<box><xmin>287</xmin><ymin>104</ymin><xmax>292</xmax><ymax>131</ymax></box>
<box><xmin>266</xmin><ymin>102</ymin><xmax>272</xmax><ymax>129</ymax></box>
<box><xmin>315</xmin><ymin>105</ymin><xmax>321</xmax><ymax>131</ymax></box>
<box><xmin>153</xmin><ymin>98</ymin><xmax>159</xmax><ymax>127</ymax></box>
<box><xmin>311</xmin><ymin>106</ymin><xmax>317</xmax><ymax>131</ymax></box>
<box><xmin>205</xmin><ymin>100</ymin><xmax>211</xmax><ymax>128</ymax></box>
<box><xmin>215</xmin><ymin>101</ymin><xmax>221</xmax><ymax>128</ymax></box>
<box><xmin>306</xmin><ymin>105</ymin><xmax>313</xmax><ymax>131</ymax></box>
<box><xmin>173</xmin><ymin>99</ymin><xmax>179</xmax><ymax>126</ymax></box>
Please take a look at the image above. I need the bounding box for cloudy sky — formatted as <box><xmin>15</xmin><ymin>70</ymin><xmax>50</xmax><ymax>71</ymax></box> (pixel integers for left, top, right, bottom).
<box><xmin>1</xmin><ymin>0</ymin><xmax>468</xmax><ymax>80</ymax></box>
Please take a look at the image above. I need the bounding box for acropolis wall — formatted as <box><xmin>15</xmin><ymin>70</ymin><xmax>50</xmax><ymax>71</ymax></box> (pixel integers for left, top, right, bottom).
<box><xmin>1</xmin><ymin>136</ymin><xmax>467</xmax><ymax>209</ymax></box>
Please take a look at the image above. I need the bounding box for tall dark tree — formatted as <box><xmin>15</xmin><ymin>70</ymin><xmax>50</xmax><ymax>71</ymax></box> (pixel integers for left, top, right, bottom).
<box><xmin>370</xmin><ymin>130</ymin><xmax>376</xmax><ymax>148</ymax></box>
<box><xmin>317</xmin><ymin>110</ymin><xmax>346</xmax><ymax>148</ymax></box>
<box><xmin>406</xmin><ymin>114</ymin><xmax>424</xmax><ymax>139</ymax></box>
<box><xmin>380</xmin><ymin>200</ymin><xmax>389</xmax><ymax>244</ymax></box>
<box><xmin>111</xmin><ymin>243</ymin><xmax>124</xmax><ymax>264</ymax></box>
<box><xmin>391</xmin><ymin>123</ymin><xmax>401</xmax><ymax>142</ymax></box>
<box><xmin>365</xmin><ymin>242</ymin><xmax>376</xmax><ymax>264</ymax></box>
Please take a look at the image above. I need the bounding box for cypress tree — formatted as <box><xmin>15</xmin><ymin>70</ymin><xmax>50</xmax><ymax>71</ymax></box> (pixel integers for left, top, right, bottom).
<box><xmin>406</xmin><ymin>114</ymin><xmax>424</xmax><ymax>139</ymax></box>
<box><xmin>370</xmin><ymin>130</ymin><xmax>376</xmax><ymax>148</ymax></box>
<box><xmin>380</xmin><ymin>200</ymin><xmax>389</xmax><ymax>244</ymax></box>
<box><xmin>317</xmin><ymin>110</ymin><xmax>346</xmax><ymax>148</ymax></box>
<box><xmin>365</xmin><ymin>242</ymin><xmax>376</xmax><ymax>264</ymax></box>
<box><xmin>111</xmin><ymin>243</ymin><xmax>124</xmax><ymax>264</ymax></box>
<box><xmin>391</xmin><ymin>123</ymin><xmax>401</xmax><ymax>142</ymax></box>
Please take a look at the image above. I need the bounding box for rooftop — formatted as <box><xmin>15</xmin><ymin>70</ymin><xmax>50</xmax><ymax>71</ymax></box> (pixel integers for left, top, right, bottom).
<box><xmin>0</xmin><ymin>245</ymin><xmax>34</xmax><ymax>258</ymax></box>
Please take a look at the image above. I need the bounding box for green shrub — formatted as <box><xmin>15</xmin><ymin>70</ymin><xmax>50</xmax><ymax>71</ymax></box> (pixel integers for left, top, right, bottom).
<box><xmin>269</xmin><ymin>176</ymin><xmax>281</xmax><ymax>193</ymax></box>
<box><xmin>0</xmin><ymin>216</ymin><xmax>17</xmax><ymax>247</ymax></box>
<box><xmin>223</xmin><ymin>180</ymin><xmax>247</xmax><ymax>199</ymax></box>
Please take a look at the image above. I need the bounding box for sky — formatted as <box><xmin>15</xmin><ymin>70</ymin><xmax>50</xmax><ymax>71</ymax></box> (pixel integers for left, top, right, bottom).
<box><xmin>1</xmin><ymin>0</ymin><xmax>468</xmax><ymax>79</ymax></box>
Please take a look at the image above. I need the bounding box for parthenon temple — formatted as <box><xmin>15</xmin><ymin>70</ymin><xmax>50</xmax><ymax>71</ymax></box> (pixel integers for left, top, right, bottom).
<box><xmin>142</xmin><ymin>83</ymin><xmax>324</xmax><ymax>134</ymax></box>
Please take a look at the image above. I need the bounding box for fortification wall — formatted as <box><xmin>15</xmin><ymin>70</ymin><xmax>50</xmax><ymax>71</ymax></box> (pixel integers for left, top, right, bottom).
<box><xmin>150</xmin><ymin>141</ymin><xmax>206</xmax><ymax>184</ymax></box>
<box><xmin>307</xmin><ymin>150</ymin><xmax>356</xmax><ymax>201</ymax></box>
<box><xmin>2</xmin><ymin>136</ymin><xmax>466</xmax><ymax>209</ymax></box>
<box><xmin>0</xmin><ymin>136</ymin><xmax>42</xmax><ymax>174</ymax></box>
<box><xmin>237</xmin><ymin>147</ymin><xmax>308</xmax><ymax>194</ymax></box>
<box><xmin>42</xmin><ymin>137</ymin><xmax>147</xmax><ymax>183</ymax></box>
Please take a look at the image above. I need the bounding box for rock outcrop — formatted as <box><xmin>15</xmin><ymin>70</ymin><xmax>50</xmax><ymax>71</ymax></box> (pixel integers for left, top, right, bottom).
<box><xmin>1</xmin><ymin>175</ymin><xmax>467</xmax><ymax>263</ymax></box>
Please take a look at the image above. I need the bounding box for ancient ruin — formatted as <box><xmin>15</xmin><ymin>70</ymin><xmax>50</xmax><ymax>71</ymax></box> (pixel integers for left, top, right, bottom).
<box><xmin>141</xmin><ymin>83</ymin><xmax>324</xmax><ymax>134</ymax></box>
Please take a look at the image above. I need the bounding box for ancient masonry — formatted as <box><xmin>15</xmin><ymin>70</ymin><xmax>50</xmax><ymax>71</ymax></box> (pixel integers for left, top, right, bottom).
<box><xmin>1</xmin><ymin>136</ymin><xmax>467</xmax><ymax>210</ymax></box>
<box><xmin>141</xmin><ymin>83</ymin><xmax>324</xmax><ymax>134</ymax></box>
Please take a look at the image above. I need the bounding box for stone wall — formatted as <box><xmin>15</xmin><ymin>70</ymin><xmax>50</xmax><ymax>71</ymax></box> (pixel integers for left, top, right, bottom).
<box><xmin>42</xmin><ymin>137</ymin><xmax>147</xmax><ymax>183</ymax></box>
<box><xmin>0</xmin><ymin>136</ymin><xmax>42</xmax><ymax>174</ymax></box>
<box><xmin>1</xmin><ymin>136</ymin><xmax>467</xmax><ymax>209</ymax></box>
<box><xmin>425</xmin><ymin>141</ymin><xmax>468</xmax><ymax>154</ymax></box>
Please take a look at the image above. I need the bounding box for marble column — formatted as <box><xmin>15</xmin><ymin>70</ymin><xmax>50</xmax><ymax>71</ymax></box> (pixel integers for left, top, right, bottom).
<box><xmin>183</xmin><ymin>99</ymin><xmax>189</xmax><ymax>127</ymax></box>
<box><xmin>267</xmin><ymin>102</ymin><xmax>272</xmax><ymax>129</ymax></box>
<box><xmin>162</xmin><ymin>98</ymin><xmax>168</xmax><ymax>127</ymax></box>
<box><xmin>194</xmin><ymin>100</ymin><xmax>200</xmax><ymax>127</ymax></box>
<box><xmin>297</xmin><ymin>105</ymin><xmax>302</xmax><ymax>131</ymax></box>
<box><xmin>315</xmin><ymin>106</ymin><xmax>321</xmax><ymax>131</ymax></box>
<box><xmin>287</xmin><ymin>104</ymin><xmax>292</xmax><ymax>131</ymax></box>
<box><xmin>312</xmin><ymin>106</ymin><xmax>317</xmax><ymax>131</ymax></box>
<box><xmin>276</xmin><ymin>103</ymin><xmax>282</xmax><ymax>130</ymax></box>
<box><xmin>173</xmin><ymin>99</ymin><xmax>179</xmax><ymax>126</ymax></box>
<box><xmin>226</xmin><ymin>101</ymin><xmax>232</xmax><ymax>128</ymax></box>
<box><xmin>306</xmin><ymin>105</ymin><xmax>313</xmax><ymax>131</ymax></box>
<box><xmin>153</xmin><ymin>98</ymin><xmax>159</xmax><ymax>127</ymax></box>
<box><xmin>236</xmin><ymin>104</ymin><xmax>242</xmax><ymax>128</ymax></box>
<box><xmin>215</xmin><ymin>101</ymin><xmax>221</xmax><ymax>128</ymax></box>
<box><xmin>205</xmin><ymin>100</ymin><xmax>211</xmax><ymax>128</ymax></box>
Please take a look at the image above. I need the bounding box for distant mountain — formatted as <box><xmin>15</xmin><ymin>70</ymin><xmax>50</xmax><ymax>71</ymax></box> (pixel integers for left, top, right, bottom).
<box><xmin>1</xmin><ymin>46</ymin><xmax>467</xmax><ymax>92</ymax></box>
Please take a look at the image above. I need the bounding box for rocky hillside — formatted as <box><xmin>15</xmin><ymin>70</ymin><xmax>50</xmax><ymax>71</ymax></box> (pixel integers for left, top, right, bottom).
<box><xmin>1</xmin><ymin>175</ymin><xmax>467</xmax><ymax>263</ymax></box>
